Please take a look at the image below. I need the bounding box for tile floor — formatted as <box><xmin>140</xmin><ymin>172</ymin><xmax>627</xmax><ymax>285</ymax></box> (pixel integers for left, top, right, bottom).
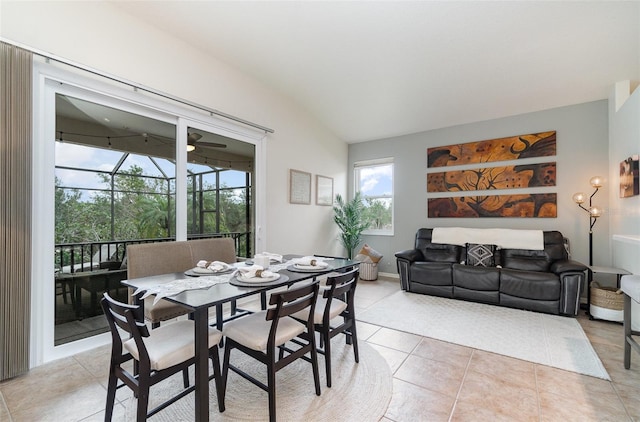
<box><xmin>1</xmin><ymin>277</ymin><xmax>639</xmax><ymax>421</ymax></box>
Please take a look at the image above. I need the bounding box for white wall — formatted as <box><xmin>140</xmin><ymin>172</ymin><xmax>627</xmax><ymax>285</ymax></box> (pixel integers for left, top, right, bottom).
<box><xmin>609</xmin><ymin>82</ymin><xmax>640</xmax><ymax>329</ymax></box>
<box><xmin>0</xmin><ymin>1</ymin><xmax>347</xmax><ymax>257</ymax></box>
<box><xmin>350</xmin><ymin>101</ymin><xmax>610</xmax><ymax>274</ymax></box>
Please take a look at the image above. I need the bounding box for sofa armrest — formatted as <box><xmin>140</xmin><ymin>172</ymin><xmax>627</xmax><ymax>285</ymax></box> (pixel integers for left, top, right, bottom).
<box><xmin>558</xmin><ymin>271</ymin><xmax>586</xmax><ymax>315</ymax></box>
<box><xmin>550</xmin><ymin>260</ymin><xmax>588</xmax><ymax>275</ymax></box>
<box><xmin>395</xmin><ymin>249</ymin><xmax>423</xmax><ymax>291</ymax></box>
<box><xmin>395</xmin><ymin>249</ymin><xmax>424</xmax><ymax>263</ymax></box>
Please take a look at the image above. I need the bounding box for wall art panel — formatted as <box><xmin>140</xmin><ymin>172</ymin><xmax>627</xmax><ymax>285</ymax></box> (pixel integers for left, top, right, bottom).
<box><xmin>427</xmin><ymin>162</ymin><xmax>556</xmax><ymax>193</ymax></box>
<box><xmin>427</xmin><ymin>131</ymin><xmax>556</xmax><ymax>168</ymax></box>
<box><xmin>428</xmin><ymin>193</ymin><xmax>557</xmax><ymax>218</ymax></box>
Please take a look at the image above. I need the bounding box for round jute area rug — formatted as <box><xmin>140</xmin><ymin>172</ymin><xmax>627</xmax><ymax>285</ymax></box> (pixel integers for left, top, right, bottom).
<box><xmin>125</xmin><ymin>340</ymin><xmax>392</xmax><ymax>421</ymax></box>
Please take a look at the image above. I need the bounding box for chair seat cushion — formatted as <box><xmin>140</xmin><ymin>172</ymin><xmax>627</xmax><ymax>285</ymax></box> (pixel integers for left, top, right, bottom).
<box><xmin>223</xmin><ymin>311</ymin><xmax>305</xmax><ymax>351</ymax></box>
<box><xmin>144</xmin><ymin>297</ymin><xmax>189</xmax><ymax>323</ymax></box>
<box><xmin>291</xmin><ymin>297</ymin><xmax>347</xmax><ymax>324</ymax></box>
<box><xmin>124</xmin><ymin>320</ymin><xmax>222</xmax><ymax>371</ymax></box>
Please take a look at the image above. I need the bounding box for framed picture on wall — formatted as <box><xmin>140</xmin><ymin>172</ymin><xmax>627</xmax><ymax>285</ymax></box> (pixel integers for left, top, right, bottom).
<box><xmin>289</xmin><ymin>169</ymin><xmax>312</xmax><ymax>204</ymax></box>
<box><xmin>316</xmin><ymin>175</ymin><xmax>334</xmax><ymax>206</ymax></box>
<box><xmin>620</xmin><ymin>155</ymin><xmax>639</xmax><ymax>198</ymax></box>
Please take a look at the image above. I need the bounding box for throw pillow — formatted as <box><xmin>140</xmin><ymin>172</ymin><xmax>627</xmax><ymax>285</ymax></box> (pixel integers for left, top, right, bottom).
<box><xmin>465</xmin><ymin>243</ymin><xmax>497</xmax><ymax>267</ymax></box>
<box><xmin>354</xmin><ymin>253</ymin><xmax>374</xmax><ymax>264</ymax></box>
<box><xmin>358</xmin><ymin>244</ymin><xmax>383</xmax><ymax>263</ymax></box>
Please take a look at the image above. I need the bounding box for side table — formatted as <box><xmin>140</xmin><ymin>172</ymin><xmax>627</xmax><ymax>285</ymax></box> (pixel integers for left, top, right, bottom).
<box><xmin>587</xmin><ymin>265</ymin><xmax>631</xmax><ymax>321</ymax></box>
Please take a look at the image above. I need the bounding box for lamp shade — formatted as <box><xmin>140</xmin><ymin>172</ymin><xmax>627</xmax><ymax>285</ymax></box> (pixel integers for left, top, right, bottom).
<box><xmin>590</xmin><ymin>176</ymin><xmax>603</xmax><ymax>188</ymax></box>
<box><xmin>572</xmin><ymin>192</ymin><xmax>586</xmax><ymax>204</ymax></box>
<box><xmin>590</xmin><ymin>206</ymin><xmax>603</xmax><ymax>218</ymax></box>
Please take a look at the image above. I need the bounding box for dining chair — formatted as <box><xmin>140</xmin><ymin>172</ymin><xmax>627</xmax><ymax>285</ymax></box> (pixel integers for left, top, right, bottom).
<box><xmin>126</xmin><ymin>242</ymin><xmax>193</xmax><ymax>328</ymax></box>
<box><xmin>221</xmin><ymin>281</ymin><xmax>321</xmax><ymax>422</ymax></box>
<box><xmin>101</xmin><ymin>293</ymin><xmax>225</xmax><ymax>422</ymax></box>
<box><xmin>292</xmin><ymin>267</ymin><xmax>360</xmax><ymax>387</ymax></box>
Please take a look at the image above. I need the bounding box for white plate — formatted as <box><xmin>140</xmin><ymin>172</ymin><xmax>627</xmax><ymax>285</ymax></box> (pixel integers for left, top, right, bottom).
<box><xmin>237</xmin><ymin>273</ymin><xmax>281</xmax><ymax>283</ymax></box>
<box><xmin>190</xmin><ymin>266</ymin><xmax>231</xmax><ymax>274</ymax></box>
<box><xmin>294</xmin><ymin>263</ymin><xmax>329</xmax><ymax>270</ymax></box>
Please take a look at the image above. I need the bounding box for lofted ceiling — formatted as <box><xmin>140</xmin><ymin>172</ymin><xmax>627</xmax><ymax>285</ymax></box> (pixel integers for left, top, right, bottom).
<box><xmin>111</xmin><ymin>1</ymin><xmax>640</xmax><ymax>143</ymax></box>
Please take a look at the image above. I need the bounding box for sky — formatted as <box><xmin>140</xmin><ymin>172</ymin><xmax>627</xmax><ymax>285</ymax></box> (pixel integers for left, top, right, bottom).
<box><xmin>358</xmin><ymin>163</ymin><xmax>393</xmax><ymax>197</ymax></box>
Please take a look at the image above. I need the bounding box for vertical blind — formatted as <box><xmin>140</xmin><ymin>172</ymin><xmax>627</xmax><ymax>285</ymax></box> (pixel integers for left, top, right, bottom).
<box><xmin>0</xmin><ymin>41</ymin><xmax>33</xmax><ymax>381</ymax></box>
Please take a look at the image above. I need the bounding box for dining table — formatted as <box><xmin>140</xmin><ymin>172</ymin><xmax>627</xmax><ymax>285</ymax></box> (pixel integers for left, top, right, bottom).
<box><xmin>122</xmin><ymin>254</ymin><xmax>359</xmax><ymax>422</ymax></box>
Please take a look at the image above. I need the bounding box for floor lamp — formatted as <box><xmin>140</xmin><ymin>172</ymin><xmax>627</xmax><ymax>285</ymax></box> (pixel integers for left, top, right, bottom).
<box><xmin>572</xmin><ymin>176</ymin><xmax>603</xmax><ymax>266</ymax></box>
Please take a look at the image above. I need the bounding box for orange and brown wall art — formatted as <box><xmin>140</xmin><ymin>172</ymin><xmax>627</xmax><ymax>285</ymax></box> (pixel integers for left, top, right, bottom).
<box><xmin>427</xmin><ymin>131</ymin><xmax>557</xmax><ymax>218</ymax></box>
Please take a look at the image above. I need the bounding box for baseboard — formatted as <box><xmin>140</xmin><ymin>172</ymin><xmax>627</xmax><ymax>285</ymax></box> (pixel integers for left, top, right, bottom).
<box><xmin>378</xmin><ymin>272</ymin><xmax>399</xmax><ymax>280</ymax></box>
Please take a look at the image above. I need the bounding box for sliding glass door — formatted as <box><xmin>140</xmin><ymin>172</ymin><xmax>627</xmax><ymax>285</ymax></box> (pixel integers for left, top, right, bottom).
<box><xmin>33</xmin><ymin>62</ymin><xmax>265</xmax><ymax>363</ymax></box>
<box><xmin>54</xmin><ymin>93</ymin><xmax>178</xmax><ymax>345</ymax></box>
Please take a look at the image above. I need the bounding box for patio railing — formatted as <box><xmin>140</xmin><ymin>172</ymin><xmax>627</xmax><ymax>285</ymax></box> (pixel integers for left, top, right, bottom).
<box><xmin>55</xmin><ymin>232</ymin><xmax>252</xmax><ymax>273</ymax></box>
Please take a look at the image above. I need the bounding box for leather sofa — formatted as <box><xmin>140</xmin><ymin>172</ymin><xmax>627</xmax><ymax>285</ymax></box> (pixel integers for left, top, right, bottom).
<box><xmin>395</xmin><ymin>228</ymin><xmax>588</xmax><ymax>316</ymax></box>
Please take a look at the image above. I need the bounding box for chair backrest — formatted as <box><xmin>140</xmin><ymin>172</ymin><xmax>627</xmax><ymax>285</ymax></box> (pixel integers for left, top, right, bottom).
<box><xmin>93</xmin><ymin>243</ymin><xmax>119</xmax><ymax>263</ymax></box>
<box><xmin>126</xmin><ymin>241</ymin><xmax>194</xmax><ymax>279</ymax></box>
<box><xmin>323</xmin><ymin>268</ymin><xmax>359</xmax><ymax>319</ymax></box>
<box><xmin>126</xmin><ymin>238</ymin><xmax>237</xmax><ymax>280</ymax></box>
<box><xmin>267</xmin><ymin>281</ymin><xmax>320</xmax><ymax>320</ymax></box>
<box><xmin>188</xmin><ymin>237</ymin><xmax>237</xmax><ymax>264</ymax></box>
<box><xmin>266</xmin><ymin>281</ymin><xmax>319</xmax><ymax>348</ymax></box>
<box><xmin>101</xmin><ymin>293</ymin><xmax>150</xmax><ymax>360</ymax></box>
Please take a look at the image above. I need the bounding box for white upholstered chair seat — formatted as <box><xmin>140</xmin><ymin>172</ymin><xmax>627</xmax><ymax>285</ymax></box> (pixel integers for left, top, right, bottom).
<box><xmin>292</xmin><ymin>297</ymin><xmax>348</xmax><ymax>324</ymax></box>
<box><xmin>223</xmin><ymin>311</ymin><xmax>305</xmax><ymax>351</ymax></box>
<box><xmin>124</xmin><ymin>320</ymin><xmax>222</xmax><ymax>371</ymax></box>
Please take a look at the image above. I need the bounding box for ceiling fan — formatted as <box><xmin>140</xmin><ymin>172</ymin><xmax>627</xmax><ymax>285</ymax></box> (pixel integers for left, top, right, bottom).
<box><xmin>187</xmin><ymin>132</ymin><xmax>227</xmax><ymax>152</ymax></box>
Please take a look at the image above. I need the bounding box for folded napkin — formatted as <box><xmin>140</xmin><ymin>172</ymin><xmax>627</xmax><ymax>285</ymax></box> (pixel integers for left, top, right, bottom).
<box><xmin>261</xmin><ymin>252</ymin><xmax>284</xmax><ymax>263</ymax></box>
<box><xmin>237</xmin><ymin>265</ymin><xmax>277</xmax><ymax>279</ymax></box>
<box><xmin>197</xmin><ymin>260</ymin><xmax>231</xmax><ymax>272</ymax></box>
<box><xmin>291</xmin><ymin>256</ymin><xmax>327</xmax><ymax>267</ymax></box>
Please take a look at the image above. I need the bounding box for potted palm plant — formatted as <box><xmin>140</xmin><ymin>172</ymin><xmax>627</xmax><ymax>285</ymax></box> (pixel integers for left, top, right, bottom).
<box><xmin>333</xmin><ymin>192</ymin><xmax>370</xmax><ymax>259</ymax></box>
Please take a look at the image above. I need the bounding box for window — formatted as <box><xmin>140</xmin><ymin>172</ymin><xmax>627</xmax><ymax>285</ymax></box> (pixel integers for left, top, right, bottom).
<box><xmin>354</xmin><ymin>158</ymin><xmax>394</xmax><ymax>235</ymax></box>
<box><xmin>33</xmin><ymin>63</ymin><xmax>267</xmax><ymax>362</ymax></box>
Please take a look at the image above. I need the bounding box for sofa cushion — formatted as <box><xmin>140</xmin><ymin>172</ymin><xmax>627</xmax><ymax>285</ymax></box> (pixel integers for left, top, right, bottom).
<box><xmin>465</xmin><ymin>243</ymin><xmax>497</xmax><ymax>267</ymax></box>
<box><xmin>500</xmin><ymin>248</ymin><xmax>551</xmax><ymax>272</ymax></box>
<box><xmin>500</xmin><ymin>294</ymin><xmax>559</xmax><ymax>315</ymax></box>
<box><xmin>421</xmin><ymin>243</ymin><xmax>461</xmax><ymax>263</ymax></box>
<box><xmin>500</xmin><ymin>269</ymin><xmax>560</xmax><ymax>300</ymax></box>
<box><xmin>414</xmin><ymin>229</ymin><xmax>462</xmax><ymax>263</ymax></box>
<box><xmin>453</xmin><ymin>263</ymin><xmax>500</xmax><ymax>291</ymax></box>
<box><xmin>411</xmin><ymin>262</ymin><xmax>453</xmax><ymax>286</ymax></box>
<box><xmin>409</xmin><ymin>282</ymin><xmax>453</xmax><ymax>298</ymax></box>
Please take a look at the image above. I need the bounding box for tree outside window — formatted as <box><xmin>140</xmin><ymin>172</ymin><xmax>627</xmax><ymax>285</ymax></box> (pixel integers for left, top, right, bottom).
<box><xmin>354</xmin><ymin>159</ymin><xmax>394</xmax><ymax>235</ymax></box>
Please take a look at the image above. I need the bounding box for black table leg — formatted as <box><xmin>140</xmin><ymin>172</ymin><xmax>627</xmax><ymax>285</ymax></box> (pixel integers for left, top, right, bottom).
<box><xmin>194</xmin><ymin>307</ymin><xmax>209</xmax><ymax>422</ymax></box>
<box><xmin>260</xmin><ymin>291</ymin><xmax>267</xmax><ymax>310</ymax></box>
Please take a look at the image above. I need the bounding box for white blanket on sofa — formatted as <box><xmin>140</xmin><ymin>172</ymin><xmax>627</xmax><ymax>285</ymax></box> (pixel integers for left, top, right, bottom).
<box><xmin>432</xmin><ymin>227</ymin><xmax>544</xmax><ymax>250</ymax></box>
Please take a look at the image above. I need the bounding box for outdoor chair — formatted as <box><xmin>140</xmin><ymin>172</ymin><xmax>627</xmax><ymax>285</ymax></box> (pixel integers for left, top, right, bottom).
<box><xmin>221</xmin><ymin>281</ymin><xmax>321</xmax><ymax>422</ymax></box>
<box><xmin>101</xmin><ymin>293</ymin><xmax>225</xmax><ymax>421</ymax></box>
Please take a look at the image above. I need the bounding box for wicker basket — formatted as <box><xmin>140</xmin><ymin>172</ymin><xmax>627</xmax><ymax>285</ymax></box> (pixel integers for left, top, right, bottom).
<box><xmin>359</xmin><ymin>262</ymin><xmax>379</xmax><ymax>281</ymax></box>
<box><xmin>590</xmin><ymin>281</ymin><xmax>624</xmax><ymax>311</ymax></box>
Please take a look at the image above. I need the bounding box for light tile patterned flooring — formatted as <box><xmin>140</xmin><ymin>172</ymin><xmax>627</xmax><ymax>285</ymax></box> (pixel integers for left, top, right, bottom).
<box><xmin>1</xmin><ymin>277</ymin><xmax>639</xmax><ymax>421</ymax></box>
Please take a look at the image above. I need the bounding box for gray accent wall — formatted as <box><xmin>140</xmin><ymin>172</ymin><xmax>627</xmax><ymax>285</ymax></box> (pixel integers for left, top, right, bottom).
<box><xmin>349</xmin><ymin>100</ymin><xmax>609</xmax><ymax>274</ymax></box>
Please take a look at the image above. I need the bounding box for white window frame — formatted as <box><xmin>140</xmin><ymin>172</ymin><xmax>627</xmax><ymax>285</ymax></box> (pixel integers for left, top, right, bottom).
<box><xmin>354</xmin><ymin>158</ymin><xmax>394</xmax><ymax>236</ymax></box>
<box><xmin>31</xmin><ymin>60</ymin><xmax>267</xmax><ymax>366</ymax></box>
